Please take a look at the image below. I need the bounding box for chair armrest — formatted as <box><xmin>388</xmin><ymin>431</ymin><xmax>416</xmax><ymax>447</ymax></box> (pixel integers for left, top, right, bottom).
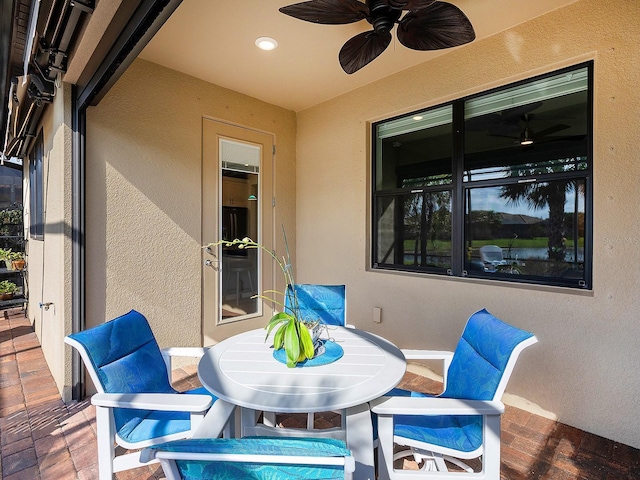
<box><xmin>91</xmin><ymin>393</ymin><xmax>213</xmax><ymax>412</ymax></box>
<box><xmin>370</xmin><ymin>396</ymin><xmax>504</xmax><ymax>416</ymax></box>
<box><xmin>401</xmin><ymin>349</ymin><xmax>454</xmax><ymax>389</ymax></box>
<box><xmin>161</xmin><ymin>347</ymin><xmax>209</xmax><ymax>358</ymax></box>
<box><xmin>400</xmin><ymin>349</ymin><xmax>453</xmax><ymax>361</ymax></box>
<box><xmin>161</xmin><ymin>347</ymin><xmax>210</xmax><ymax>378</ymax></box>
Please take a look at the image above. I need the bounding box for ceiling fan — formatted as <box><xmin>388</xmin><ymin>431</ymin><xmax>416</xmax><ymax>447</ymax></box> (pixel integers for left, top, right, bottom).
<box><xmin>465</xmin><ymin>102</ymin><xmax>573</xmax><ymax>146</ymax></box>
<box><xmin>279</xmin><ymin>0</ymin><xmax>476</xmax><ymax>74</ymax></box>
<box><xmin>494</xmin><ymin>114</ymin><xmax>571</xmax><ymax>147</ymax></box>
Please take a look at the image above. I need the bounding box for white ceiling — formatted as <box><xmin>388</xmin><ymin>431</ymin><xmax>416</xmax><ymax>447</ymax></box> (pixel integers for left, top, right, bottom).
<box><xmin>139</xmin><ymin>0</ymin><xmax>578</xmax><ymax>112</ymax></box>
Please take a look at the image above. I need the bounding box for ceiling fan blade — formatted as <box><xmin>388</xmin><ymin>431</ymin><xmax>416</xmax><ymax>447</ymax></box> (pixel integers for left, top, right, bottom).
<box><xmin>279</xmin><ymin>0</ymin><xmax>369</xmax><ymax>24</ymax></box>
<box><xmin>382</xmin><ymin>0</ymin><xmax>436</xmax><ymax>10</ymax></box>
<box><xmin>535</xmin><ymin>124</ymin><xmax>570</xmax><ymax>138</ymax></box>
<box><xmin>397</xmin><ymin>1</ymin><xmax>475</xmax><ymax>50</ymax></box>
<box><xmin>339</xmin><ymin>30</ymin><xmax>392</xmax><ymax>74</ymax></box>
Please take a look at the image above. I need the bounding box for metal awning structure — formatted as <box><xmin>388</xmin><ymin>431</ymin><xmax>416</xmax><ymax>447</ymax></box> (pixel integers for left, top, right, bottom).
<box><xmin>1</xmin><ymin>0</ymin><xmax>94</xmax><ymax>160</ymax></box>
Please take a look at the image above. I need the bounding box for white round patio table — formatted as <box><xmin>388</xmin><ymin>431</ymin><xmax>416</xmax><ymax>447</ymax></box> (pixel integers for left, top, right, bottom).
<box><xmin>197</xmin><ymin>326</ymin><xmax>406</xmax><ymax>480</ymax></box>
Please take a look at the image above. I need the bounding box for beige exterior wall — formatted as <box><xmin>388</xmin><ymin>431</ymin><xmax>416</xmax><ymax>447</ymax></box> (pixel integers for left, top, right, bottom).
<box><xmin>85</xmin><ymin>59</ymin><xmax>296</xmax><ymax>365</ymax></box>
<box><xmin>295</xmin><ymin>0</ymin><xmax>640</xmax><ymax>448</ymax></box>
<box><xmin>26</xmin><ymin>82</ymin><xmax>74</xmax><ymax>399</ymax></box>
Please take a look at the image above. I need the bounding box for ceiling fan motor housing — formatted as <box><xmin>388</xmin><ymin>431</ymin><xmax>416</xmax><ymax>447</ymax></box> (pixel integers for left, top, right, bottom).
<box><xmin>368</xmin><ymin>0</ymin><xmax>402</xmax><ymax>32</ymax></box>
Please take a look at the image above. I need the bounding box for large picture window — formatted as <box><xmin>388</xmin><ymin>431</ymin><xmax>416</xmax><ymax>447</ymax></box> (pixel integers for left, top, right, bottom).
<box><xmin>372</xmin><ymin>63</ymin><xmax>592</xmax><ymax>288</ymax></box>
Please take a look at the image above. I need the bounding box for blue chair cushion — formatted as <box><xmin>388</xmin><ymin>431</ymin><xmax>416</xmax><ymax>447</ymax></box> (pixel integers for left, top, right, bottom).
<box><xmin>68</xmin><ymin>310</ymin><xmax>174</xmax><ymax>394</ymax></box>
<box><xmin>117</xmin><ymin>387</ymin><xmax>218</xmax><ymax>444</ymax></box>
<box><xmin>442</xmin><ymin>309</ymin><xmax>534</xmax><ymax>400</ymax></box>
<box><xmin>149</xmin><ymin>437</ymin><xmax>351</xmax><ymax>480</ymax></box>
<box><xmin>286</xmin><ymin>285</ymin><xmax>346</xmax><ymax>326</ymax></box>
<box><xmin>393</xmin><ymin>414</ymin><xmax>483</xmax><ymax>453</ymax></box>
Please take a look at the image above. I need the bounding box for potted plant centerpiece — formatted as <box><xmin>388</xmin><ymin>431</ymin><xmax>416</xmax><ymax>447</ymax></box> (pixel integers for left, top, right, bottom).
<box><xmin>205</xmin><ymin>230</ymin><xmax>322</xmax><ymax>367</ymax></box>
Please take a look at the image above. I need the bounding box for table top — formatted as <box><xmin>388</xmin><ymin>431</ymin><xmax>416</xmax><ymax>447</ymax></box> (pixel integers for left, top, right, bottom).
<box><xmin>198</xmin><ymin>326</ymin><xmax>406</xmax><ymax>413</ymax></box>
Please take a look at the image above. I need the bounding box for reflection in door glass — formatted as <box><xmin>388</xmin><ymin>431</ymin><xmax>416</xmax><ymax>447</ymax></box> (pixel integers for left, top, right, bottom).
<box><xmin>219</xmin><ymin>139</ymin><xmax>260</xmax><ymax>322</ymax></box>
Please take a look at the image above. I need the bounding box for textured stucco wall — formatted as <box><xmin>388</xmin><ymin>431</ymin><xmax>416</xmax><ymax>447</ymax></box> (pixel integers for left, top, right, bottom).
<box><xmin>296</xmin><ymin>0</ymin><xmax>640</xmax><ymax>448</ymax></box>
<box><xmin>85</xmin><ymin>59</ymin><xmax>296</xmax><ymax>363</ymax></box>
<box><xmin>27</xmin><ymin>82</ymin><xmax>74</xmax><ymax>398</ymax></box>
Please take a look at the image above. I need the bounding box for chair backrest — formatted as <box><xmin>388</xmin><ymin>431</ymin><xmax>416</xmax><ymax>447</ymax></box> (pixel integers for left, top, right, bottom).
<box><xmin>285</xmin><ymin>284</ymin><xmax>346</xmax><ymax>326</ymax></box>
<box><xmin>65</xmin><ymin>309</ymin><xmax>174</xmax><ymax>396</ymax></box>
<box><xmin>479</xmin><ymin>245</ymin><xmax>504</xmax><ymax>264</ymax></box>
<box><xmin>442</xmin><ymin>309</ymin><xmax>537</xmax><ymax>401</ymax></box>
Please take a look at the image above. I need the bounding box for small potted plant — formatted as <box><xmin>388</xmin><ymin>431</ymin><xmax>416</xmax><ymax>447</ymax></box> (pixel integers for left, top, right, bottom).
<box><xmin>0</xmin><ymin>280</ymin><xmax>18</xmax><ymax>300</ymax></box>
<box><xmin>205</xmin><ymin>229</ymin><xmax>320</xmax><ymax>367</ymax></box>
<box><xmin>1</xmin><ymin>249</ymin><xmax>25</xmax><ymax>270</ymax></box>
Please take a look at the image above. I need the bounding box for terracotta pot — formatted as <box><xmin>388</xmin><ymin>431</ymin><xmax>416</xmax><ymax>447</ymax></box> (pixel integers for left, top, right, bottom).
<box><xmin>11</xmin><ymin>260</ymin><xmax>25</xmax><ymax>271</ymax></box>
<box><xmin>0</xmin><ymin>293</ymin><xmax>14</xmax><ymax>301</ymax></box>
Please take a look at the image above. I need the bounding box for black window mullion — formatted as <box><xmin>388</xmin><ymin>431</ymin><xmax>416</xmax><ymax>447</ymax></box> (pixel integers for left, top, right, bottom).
<box><xmin>451</xmin><ymin>100</ymin><xmax>465</xmax><ymax>275</ymax></box>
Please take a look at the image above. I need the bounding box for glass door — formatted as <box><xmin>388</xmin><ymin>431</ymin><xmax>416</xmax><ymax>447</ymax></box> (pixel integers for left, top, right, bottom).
<box><xmin>202</xmin><ymin>119</ymin><xmax>274</xmax><ymax>344</ymax></box>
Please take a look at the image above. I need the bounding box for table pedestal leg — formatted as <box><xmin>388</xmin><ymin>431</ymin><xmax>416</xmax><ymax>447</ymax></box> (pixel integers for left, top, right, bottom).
<box><xmin>191</xmin><ymin>399</ymin><xmax>236</xmax><ymax>439</ymax></box>
<box><xmin>346</xmin><ymin>403</ymin><xmax>375</xmax><ymax>480</ymax></box>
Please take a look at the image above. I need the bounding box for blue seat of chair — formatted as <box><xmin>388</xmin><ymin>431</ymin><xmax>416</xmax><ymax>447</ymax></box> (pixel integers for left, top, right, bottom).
<box><xmin>67</xmin><ymin>310</ymin><xmax>217</xmax><ymax>444</ymax></box>
<box><xmin>149</xmin><ymin>437</ymin><xmax>351</xmax><ymax>480</ymax></box>
<box><xmin>286</xmin><ymin>284</ymin><xmax>346</xmax><ymax>326</ymax></box>
<box><xmin>392</xmin><ymin>414</ymin><xmax>483</xmax><ymax>453</ymax></box>
<box><xmin>118</xmin><ymin>387</ymin><xmax>217</xmax><ymax>444</ymax></box>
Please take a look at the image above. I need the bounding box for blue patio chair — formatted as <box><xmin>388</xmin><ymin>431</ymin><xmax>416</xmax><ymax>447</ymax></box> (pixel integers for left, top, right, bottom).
<box><xmin>141</xmin><ymin>437</ymin><xmax>355</xmax><ymax>480</ymax></box>
<box><xmin>371</xmin><ymin>309</ymin><xmax>537</xmax><ymax>479</ymax></box>
<box><xmin>285</xmin><ymin>284</ymin><xmax>349</xmax><ymax>327</ymax></box>
<box><xmin>268</xmin><ymin>284</ymin><xmax>350</xmax><ymax>430</ymax></box>
<box><xmin>64</xmin><ymin>309</ymin><xmax>235</xmax><ymax>480</ymax></box>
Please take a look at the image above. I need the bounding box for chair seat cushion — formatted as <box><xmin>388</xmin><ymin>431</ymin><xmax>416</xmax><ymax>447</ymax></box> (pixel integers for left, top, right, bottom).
<box><xmin>151</xmin><ymin>437</ymin><xmax>350</xmax><ymax>480</ymax></box>
<box><xmin>393</xmin><ymin>414</ymin><xmax>483</xmax><ymax>454</ymax></box>
<box><xmin>177</xmin><ymin>461</ymin><xmax>345</xmax><ymax>479</ymax></box>
<box><xmin>117</xmin><ymin>388</ymin><xmax>218</xmax><ymax>444</ymax></box>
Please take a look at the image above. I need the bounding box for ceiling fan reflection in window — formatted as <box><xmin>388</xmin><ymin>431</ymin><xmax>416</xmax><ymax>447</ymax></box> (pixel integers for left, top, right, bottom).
<box><xmin>279</xmin><ymin>0</ymin><xmax>476</xmax><ymax>74</ymax></box>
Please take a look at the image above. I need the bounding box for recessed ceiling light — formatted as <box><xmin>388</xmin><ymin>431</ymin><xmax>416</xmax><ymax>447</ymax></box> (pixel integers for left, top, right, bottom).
<box><xmin>413</xmin><ymin>115</ymin><xmax>424</xmax><ymax>121</ymax></box>
<box><xmin>255</xmin><ymin>37</ymin><xmax>278</xmax><ymax>51</ymax></box>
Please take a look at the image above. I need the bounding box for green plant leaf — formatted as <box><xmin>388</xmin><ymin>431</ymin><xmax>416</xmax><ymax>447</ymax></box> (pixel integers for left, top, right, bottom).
<box><xmin>273</xmin><ymin>323</ymin><xmax>286</xmax><ymax>350</ymax></box>
<box><xmin>298</xmin><ymin>322</ymin><xmax>315</xmax><ymax>359</ymax></box>
<box><xmin>284</xmin><ymin>320</ymin><xmax>300</xmax><ymax>367</ymax></box>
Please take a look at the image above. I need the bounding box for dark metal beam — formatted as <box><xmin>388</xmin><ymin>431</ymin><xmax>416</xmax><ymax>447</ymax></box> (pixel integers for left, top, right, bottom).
<box><xmin>76</xmin><ymin>0</ymin><xmax>182</xmax><ymax>109</ymax></box>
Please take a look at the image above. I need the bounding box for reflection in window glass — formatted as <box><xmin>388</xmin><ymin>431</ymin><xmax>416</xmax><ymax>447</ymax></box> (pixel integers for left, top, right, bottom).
<box><xmin>375</xmin><ymin>106</ymin><xmax>452</xmax><ymax>191</ymax></box>
<box><xmin>465</xmin><ymin>180</ymin><xmax>585</xmax><ymax>284</ymax></box>
<box><xmin>375</xmin><ymin>191</ymin><xmax>452</xmax><ymax>271</ymax></box>
<box><xmin>464</xmin><ymin>66</ymin><xmax>589</xmax><ymax>182</ymax></box>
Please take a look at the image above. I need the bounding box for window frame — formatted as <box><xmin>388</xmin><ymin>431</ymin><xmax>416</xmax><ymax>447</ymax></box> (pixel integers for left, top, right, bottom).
<box><xmin>371</xmin><ymin>62</ymin><xmax>593</xmax><ymax>289</ymax></box>
<box><xmin>29</xmin><ymin>130</ymin><xmax>44</xmax><ymax>240</ymax></box>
